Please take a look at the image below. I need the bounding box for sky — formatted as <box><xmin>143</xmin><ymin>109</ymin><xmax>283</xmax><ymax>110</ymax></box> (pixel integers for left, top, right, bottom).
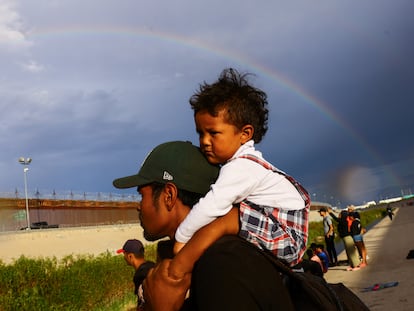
<box><xmin>1</xmin><ymin>0</ymin><xmax>413</xmax><ymax>208</ymax></box>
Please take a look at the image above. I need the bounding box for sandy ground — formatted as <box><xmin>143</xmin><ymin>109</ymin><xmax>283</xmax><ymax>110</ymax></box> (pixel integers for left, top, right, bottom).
<box><xmin>2</xmin><ymin>207</ymin><xmax>414</xmax><ymax>310</ymax></box>
<box><xmin>0</xmin><ymin>223</ymin><xmax>149</xmax><ymax>264</ymax></box>
<box><xmin>324</xmin><ymin>206</ymin><xmax>414</xmax><ymax>311</ymax></box>
<box><xmin>0</xmin><ymin>211</ymin><xmax>320</xmax><ymax>264</ymax></box>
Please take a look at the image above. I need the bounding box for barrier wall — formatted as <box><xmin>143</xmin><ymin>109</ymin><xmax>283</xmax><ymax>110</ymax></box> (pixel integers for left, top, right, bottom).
<box><xmin>0</xmin><ymin>198</ymin><xmax>139</xmax><ymax>232</ymax></box>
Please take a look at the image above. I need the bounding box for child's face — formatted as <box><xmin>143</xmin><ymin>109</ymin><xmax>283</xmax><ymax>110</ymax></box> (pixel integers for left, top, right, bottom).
<box><xmin>195</xmin><ymin>109</ymin><xmax>249</xmax><ymax>165</ymax></box>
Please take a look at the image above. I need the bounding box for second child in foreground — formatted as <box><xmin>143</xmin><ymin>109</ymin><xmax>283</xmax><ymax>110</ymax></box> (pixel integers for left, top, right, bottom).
<box><xmin>171</xmin><ymin>68</ymin><xmax>310</xmax><ymax>279</ymax></box>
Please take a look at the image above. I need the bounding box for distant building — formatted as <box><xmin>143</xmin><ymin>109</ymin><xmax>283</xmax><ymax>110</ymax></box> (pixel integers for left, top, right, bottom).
<box><xmin>379</xmin><ymin>197</ymin><xmax>402</xmax><ymax>204</ymax></box>
<box><xmin>310</xmin><ymin>201</ymin><xmax>332</xmax><ymax>211</ymax></box>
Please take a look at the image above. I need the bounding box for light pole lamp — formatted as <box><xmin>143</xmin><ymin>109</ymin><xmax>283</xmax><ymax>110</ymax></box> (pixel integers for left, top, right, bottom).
<box><xmin>18</xmin><ymin>157</ymin><xmax>32</xmax><ymax>230</ymax></box>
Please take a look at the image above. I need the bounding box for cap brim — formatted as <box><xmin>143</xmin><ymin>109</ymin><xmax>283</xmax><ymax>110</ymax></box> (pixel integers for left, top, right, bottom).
<box><xmin>116</xmin><ymin>249</ymin><xmax>125</xmax><ymax>254</ymax></box>
<box><xmin>113</xmin><ymin>174</ymin><xmax>152</xmax><ymax>189</ymax></box>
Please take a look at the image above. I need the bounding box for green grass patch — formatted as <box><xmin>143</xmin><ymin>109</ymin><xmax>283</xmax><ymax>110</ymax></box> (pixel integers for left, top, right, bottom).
<box><xmin>0</xmin><ymin>253</ymin><xmax>135</xmax><ymax>311</ymax></box>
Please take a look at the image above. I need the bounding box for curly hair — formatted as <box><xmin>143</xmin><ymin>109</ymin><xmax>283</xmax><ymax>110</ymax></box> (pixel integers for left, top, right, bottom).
<box><xmin>189</xmin><ymin>68</ymin><xmax>269</xmax><ymax>143</ymax></box>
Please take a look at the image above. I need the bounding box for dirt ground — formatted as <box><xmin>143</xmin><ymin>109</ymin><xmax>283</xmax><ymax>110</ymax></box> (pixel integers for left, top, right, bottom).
<box><xmin>0</xmin><ymin>223</ymin><xmax>148</xmax><ymax>264</ymax></box>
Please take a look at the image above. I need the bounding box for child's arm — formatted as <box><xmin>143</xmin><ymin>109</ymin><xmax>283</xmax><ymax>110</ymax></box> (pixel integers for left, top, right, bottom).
<box><xmin>169</xmin><ymin>207</ymin><xmax>239</xmax><ymax>279</ymax></box>
<box><xmin>328</xmin><ymin>209</ymin><xmax>339</xmax><ymax>222</ymax></box>
<box><xmin>173</xmin><ymin>241</ymin><xmax>185</xmax><ymax>255</ymax></box>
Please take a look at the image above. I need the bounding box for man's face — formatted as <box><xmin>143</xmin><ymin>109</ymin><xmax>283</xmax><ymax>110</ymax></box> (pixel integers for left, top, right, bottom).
<box><xmin>137</xmin><ymin>184</ymin><xmax>171</xmax><ymax>241</ymax></box>
<box><xmin>123</xmin><ymin>253</ymin><xmax>133</xmax><ymax>266</ymax></box>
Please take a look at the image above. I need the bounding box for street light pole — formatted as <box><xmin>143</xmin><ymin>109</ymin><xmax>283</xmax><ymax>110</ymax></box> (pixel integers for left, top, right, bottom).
<box><xmin>18</xmin><ymin>157</ymin><xmax>32</xmax><ymax>230</ymax></box>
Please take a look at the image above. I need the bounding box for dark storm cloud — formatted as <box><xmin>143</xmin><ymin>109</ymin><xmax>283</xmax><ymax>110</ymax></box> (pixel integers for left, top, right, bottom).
<box><xmin>1</xmin><ymin>0</ymin><xmax>413</xmax><ymax>207</ymax></box>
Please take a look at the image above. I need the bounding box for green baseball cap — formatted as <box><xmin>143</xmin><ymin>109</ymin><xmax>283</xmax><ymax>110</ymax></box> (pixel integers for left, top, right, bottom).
<box><xmin>113</xmin><ymin>141</ymin><xmax>219</xmax><ymax>195</ymax></box>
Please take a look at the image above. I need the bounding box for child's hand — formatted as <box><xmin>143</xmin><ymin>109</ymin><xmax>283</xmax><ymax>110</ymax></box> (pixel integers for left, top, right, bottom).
<box><xmin>173</xmin><ymin>241</ymin><xmax>185</xmax><ymax>255</ymax></box>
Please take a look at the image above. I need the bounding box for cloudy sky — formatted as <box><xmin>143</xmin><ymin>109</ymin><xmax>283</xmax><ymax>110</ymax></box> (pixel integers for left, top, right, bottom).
<box><xmin>1</xmin><ymin>0</ymin><xmax>413</xmax><ymax>207</ymax></box>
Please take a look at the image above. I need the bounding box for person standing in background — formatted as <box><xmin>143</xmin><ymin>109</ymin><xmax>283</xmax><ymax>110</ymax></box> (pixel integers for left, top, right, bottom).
<box><xmin>329</xmin><ymin>207</ymin><xmax>360</xmax><ymax>271</ymax></box>
<box><xmin>117</xmin><ymin>239</ymin><xmax>155</xmax><ymax>310</ymax></box>
<box><xmin>319</xmin><ymin>207</ymin><xmax>338</xmax><ymax>266</ymax></box>
<box><xmin>350</xmin><ymin>211</ymin><xmax>368</xmax><ymax>268</ymax></box>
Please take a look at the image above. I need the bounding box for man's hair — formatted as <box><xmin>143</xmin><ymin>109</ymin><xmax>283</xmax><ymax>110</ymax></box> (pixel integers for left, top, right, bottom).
<box><xmin>150</xmin><ymin>183</ymin><xmax>203</xmax><ymax>208</ymax></box>
<box><xmin>189</xmin><ymin>68</ymin><xmax>269</xmax><ymax>143</ymax></box>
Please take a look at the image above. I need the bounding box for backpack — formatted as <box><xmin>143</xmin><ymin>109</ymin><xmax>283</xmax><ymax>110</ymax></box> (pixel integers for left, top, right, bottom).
<box><xmin>259</xmin><ymin>248</ymin><xmax>370</xmax><ymax>311</ymax></box>
<box><xmin>337</xmin><ymin>211</ymin><xmax>351</xmax><ymax>238</ymax></box>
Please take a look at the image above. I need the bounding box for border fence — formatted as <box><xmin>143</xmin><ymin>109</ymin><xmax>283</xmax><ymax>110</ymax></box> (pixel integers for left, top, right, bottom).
<box><xmin>0</xmin><ymin>189</ymin><xmax>139</xmax><ymax>202</ymax></box>
<box><xmin>0</xmin><ymin>189</ymin><xmax>140</xmax><ymax>233</ymax></box>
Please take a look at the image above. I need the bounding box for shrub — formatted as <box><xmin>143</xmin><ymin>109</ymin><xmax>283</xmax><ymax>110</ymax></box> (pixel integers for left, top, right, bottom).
<box><xmin>0</xmin><ymin>253</ymin><xmax>133</xmax><ymax>311</ymax></box>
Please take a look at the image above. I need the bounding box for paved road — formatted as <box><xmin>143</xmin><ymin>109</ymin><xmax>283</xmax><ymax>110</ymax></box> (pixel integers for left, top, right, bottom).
<box><xmin>324</xmin><ymin>204</ymin><xmax>414</xmax><ymax>311</ymax></box>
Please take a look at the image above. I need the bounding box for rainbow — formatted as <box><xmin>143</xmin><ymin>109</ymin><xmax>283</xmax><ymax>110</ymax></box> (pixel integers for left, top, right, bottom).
<box><xmin>27</xmin><ymin>25</ymin><xmax>403</xmax><ymax>188</ymax></box>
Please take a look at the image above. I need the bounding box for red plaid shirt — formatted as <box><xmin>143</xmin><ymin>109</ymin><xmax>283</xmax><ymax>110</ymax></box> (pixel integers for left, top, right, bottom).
<box><xmin>238</xmin><ymin>155</ymin><xmax>310</xmax><ymax>266</ymax></box>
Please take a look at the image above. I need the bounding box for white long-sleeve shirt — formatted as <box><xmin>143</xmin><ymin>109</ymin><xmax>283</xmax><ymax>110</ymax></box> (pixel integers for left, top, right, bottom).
<box><xmin>175</xmin><ymin>140</ymin><xmax>305</xmax><ymax>243</ymax></box>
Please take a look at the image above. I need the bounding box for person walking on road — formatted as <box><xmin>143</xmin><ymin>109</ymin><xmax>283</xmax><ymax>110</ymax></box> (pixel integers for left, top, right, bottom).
<box><xmin>387</xmin><ymin>206</ymin><xmax>394</xmax><ymax>220</ymax></box>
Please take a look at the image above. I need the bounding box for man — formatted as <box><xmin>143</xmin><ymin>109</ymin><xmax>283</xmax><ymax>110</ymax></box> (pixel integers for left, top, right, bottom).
<box><xmin>386</xmin><ymin>206</ymin><xmax>394</xmax><ymax>220</ymax></box>
<box><xmin>117</xmin><ymin>239</ymin><xmax>155</xmax><ymax>310</ymax></box>
<box><xmin>329</xmin><ymin>207</ymin><xmax>360</xmax><ymax>270</ymax></box>
<box><xmin>113</xmin><ymin>141</ymin><xmax>294</xmax><ymax>311</ymax></box>
<box><xmin>319</xmin><ymin>207</ymin><xmax>338</xmax><ymax>266</ymax></box>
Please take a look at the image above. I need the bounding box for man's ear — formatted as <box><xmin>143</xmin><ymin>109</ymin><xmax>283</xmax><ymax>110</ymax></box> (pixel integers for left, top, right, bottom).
<box><xmin>163</xmin><ymin>182</ymin><xmax>178</xmax><ymax>211</ymax></box>
<box><xmin>240</xmin><ymin>124</ymin><xmax>254</xmax><ymax>143</ymax></box>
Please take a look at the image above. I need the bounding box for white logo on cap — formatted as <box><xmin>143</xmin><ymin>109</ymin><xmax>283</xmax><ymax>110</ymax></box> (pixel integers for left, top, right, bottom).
<box><xmin>163</xmin><ymin>171</ymin><xmax>173</xmax><ymax>181</ymax></box>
